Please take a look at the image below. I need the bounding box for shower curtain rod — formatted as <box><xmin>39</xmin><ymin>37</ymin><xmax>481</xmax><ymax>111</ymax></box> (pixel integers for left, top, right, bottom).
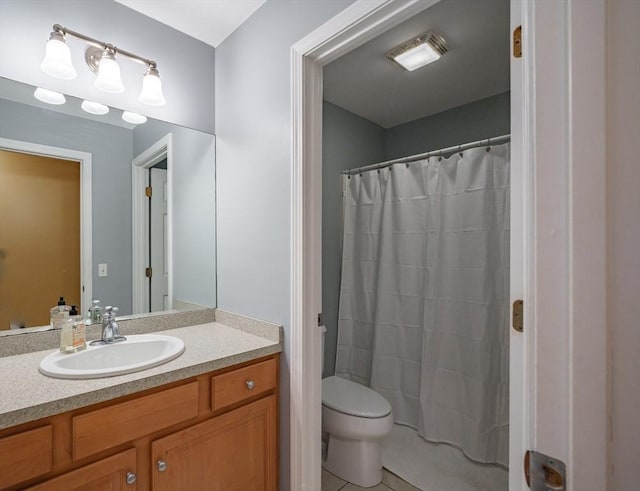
<box><xmin>341</xmin><ymin>134</ymin><xmax>511</xmax><ymax>176</ymax></box>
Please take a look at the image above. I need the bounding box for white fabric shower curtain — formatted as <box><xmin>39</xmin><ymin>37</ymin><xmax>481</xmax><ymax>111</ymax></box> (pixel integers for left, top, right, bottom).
<box><xmin>335</xmin><ymin>143</ymin><xmax>510</xmax><ymax>466</ymax></box>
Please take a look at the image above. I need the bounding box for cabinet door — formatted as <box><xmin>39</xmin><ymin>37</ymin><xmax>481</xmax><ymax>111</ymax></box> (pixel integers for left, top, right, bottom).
<box><xmin>152</xmin><ymin>395</ymin><xmax>277</xmax><ymax>491</ymax></box>
<box><xmin>26</xmin><ymin>449</ymin><xmax>137</xmax><ymax>491</ymax></box>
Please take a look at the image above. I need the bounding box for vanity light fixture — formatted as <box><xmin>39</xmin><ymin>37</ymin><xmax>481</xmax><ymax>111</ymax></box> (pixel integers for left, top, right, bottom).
<box><xmin>40</xmin><ymin>31</ymin><xmax>77</xmax><ymax>80</ymax></box>
<box><xmin>33</xmin><ymin>87</ymin><xmax>66</xmax><ymax>105</ymax></box>
<box><xmin>387</xmin><ymin>32</ymin><xmax>448</xmax><ymax>71</ymax></box>
<box><xmin>139</xmin><ymin>65</ymin><xmax>166</xmax><ymax>106</ymax></box>
<box><xmin>41</xmin><ymin>24</ymin><xmax>166</xmax><ymax>105</ymax></box>
<box><xmin>93</xmin><ymin>47</ymin><xmax>124</xmax><ymax>94</ymax></box>
<box><xmin>81</xmin><ymin>100</ymin><xmax>109</xmax><ymax>115</ymax></box>
<box><xmin>122</xmin><ymin>111</ymin><xmax>147</xmax><ymax>125</ymax></box>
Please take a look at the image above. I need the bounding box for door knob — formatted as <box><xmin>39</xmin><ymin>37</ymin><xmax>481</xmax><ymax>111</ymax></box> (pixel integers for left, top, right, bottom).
<box><xmin>246</xmin><ymin>380</ymin><xmax>255</xmax><ymax>390</ymax></box>
<box><xmin>157</xmin><ymin>459</ymin><xmax>168</xmax><ymax>472</ymax></box>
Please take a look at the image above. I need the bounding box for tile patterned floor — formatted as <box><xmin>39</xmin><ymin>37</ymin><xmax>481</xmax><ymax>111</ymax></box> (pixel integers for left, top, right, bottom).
<box><xmin>321</xmin><ymin>468</ymin><xmax>420</xmax><ymax>491</ymax></box>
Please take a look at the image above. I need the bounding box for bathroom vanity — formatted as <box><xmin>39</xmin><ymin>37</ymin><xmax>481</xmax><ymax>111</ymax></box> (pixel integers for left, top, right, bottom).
<box><xmin>0</xmin><ymin>314</ymin><xmax>282</xmax><ymax>490</ymax></box>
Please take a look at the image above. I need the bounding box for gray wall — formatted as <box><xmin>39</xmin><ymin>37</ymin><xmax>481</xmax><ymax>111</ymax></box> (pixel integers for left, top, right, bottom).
<box><xmin>0</xmin><ymin>98</ymin><xmax>134</xmax><ymax>313</ymax></box>
<box><xmin>214</xmin><ymin>2</ymin><xmax>355</xmax><ymax>488</ymax></box>
<box><xmin>133</xmin><ymin>121</ymin><xmax>216</xmax><ymax>309</ymax></box>
<box><xmin>0</xmin><ymin>0</ymin><xmax>215</xmax><ymax>133</ymax></box>
<box><xmin>322</xmin><ymin>92</ymin><xmax>510</xmax><ymax>377</ymax></box>
<box><xmin>322</xmin><ymin>101</ymin><xmax>385</xmax><ymax>378</ymax></box>
<box><xmin>385</xmin><ymin>92</ymin><xmax>510</xmax><ymax>160</ymax></box>
<box><xmin>607</xmin><ymin>0</ymin><xmax>640</xmax><ymax>486</ymax></box>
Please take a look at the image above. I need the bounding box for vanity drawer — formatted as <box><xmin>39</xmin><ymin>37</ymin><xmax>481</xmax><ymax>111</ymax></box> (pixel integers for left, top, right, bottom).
<box><xmin>0</xmin><ymin>425</ymin><xmax>53</xmax><ymax>489</ymax></box>
<box><xmin>211</xmin><ymin>358</ymin><xmax>277</xmax><ymax>411</ymax></box>
<box><xmin>73</xmin><ymin>381</ymin><xmax>199</xmax><ymax>460</ymax></box>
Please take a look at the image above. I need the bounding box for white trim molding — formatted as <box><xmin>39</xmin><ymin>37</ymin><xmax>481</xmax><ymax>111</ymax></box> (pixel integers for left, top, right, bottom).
<box><xmin>0</xmin><ymin>137</ymin><xmax>92</xmax><ymax>315</ymax></box>
<box><xmin>131</xmin><ymin>133</ymin><xmax>173</xmax><ymax>315</ymax></box>
<box><xmin>527</xmin><ymin>1</ymin><xmax>608</xmax><ymax>489</ymax></box>
<box><xmin>289</xmin><ymin>1</ymin><xmax>440</xmax><ymax>489</ymax></box>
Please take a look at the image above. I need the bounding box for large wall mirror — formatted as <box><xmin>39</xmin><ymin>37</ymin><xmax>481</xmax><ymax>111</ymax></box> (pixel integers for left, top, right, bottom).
<box><xmin>0</xmin><ymin>77</ymin><xmax>216</xmax><ymax>334</ymax></box>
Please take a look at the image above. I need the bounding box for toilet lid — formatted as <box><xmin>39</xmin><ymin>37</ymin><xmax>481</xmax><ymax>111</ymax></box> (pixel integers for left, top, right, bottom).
<box><xmin>322</xmin><ymin>376</ymin><xmax>392</xmax><ymax>418</ymax></box>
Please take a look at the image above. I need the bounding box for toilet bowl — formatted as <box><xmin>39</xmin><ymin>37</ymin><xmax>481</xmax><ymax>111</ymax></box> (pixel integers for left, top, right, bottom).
<box><xmin>321</xmin><ymin>375</ymin><xmax>393</xmax><ymax>487</ymax></box>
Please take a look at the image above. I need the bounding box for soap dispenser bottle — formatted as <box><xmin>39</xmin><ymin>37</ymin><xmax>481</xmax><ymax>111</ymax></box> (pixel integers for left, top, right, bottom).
<box><xmin>70</xmin><ymin>305</ymin><xmax>86</xmax><ymax>352</ymax></box>
<box><xmin>50</xmin><ymin>296</ymin><xmax>70</xmax><ymax>330</ymax></box>
<box><xmin>61</xmin><ymin>305</ymin><xmax>86</xmax><ymax>354</ymax></box>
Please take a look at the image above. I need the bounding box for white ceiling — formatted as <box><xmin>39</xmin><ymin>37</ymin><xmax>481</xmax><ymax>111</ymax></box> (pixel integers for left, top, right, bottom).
<box><xmin>114</xmin><ymin>0</ymin><xmax>266</xmax><ymax>47</ymax></box>
<box><xmin>323</xmin><ymin>0</ymin><xmax>510</xmax><ymax>128</ymax></box>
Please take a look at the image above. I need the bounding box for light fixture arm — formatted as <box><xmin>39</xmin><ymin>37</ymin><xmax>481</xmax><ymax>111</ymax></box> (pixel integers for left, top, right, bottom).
<box><xmin>52</xmin><ymin>24</ymin><xmax>157</xmax><ymax>68</ymax></box>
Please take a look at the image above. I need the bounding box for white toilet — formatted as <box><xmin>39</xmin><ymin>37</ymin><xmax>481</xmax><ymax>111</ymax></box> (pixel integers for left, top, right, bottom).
<box><xmin>321</xmin><ymin>328</ymin><xmax>393</xmax><ymax>487</ymax></box>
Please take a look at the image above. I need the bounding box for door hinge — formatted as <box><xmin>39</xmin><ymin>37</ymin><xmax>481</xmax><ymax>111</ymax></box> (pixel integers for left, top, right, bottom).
<box><xmin>525</xmin><ymin>450</ymin><xmax>566</xmax><ymax>490</ymax></box>
<box><xmin>145</xmin><ymin>267</ymin><xmax>152</xmax><ymax>278</ymax></box>
<box><xmin>512</xmin><ymin>299</ymin><xmax>523</xmax><ymax>332</ymax></box>
<box><xmin>145</xmin><ymin>186</ymin><xmax>153</xmax><ymax>197</ymax></box>
<box><xmin>513</xmin><ymin>25</ymin><xmax>522</xmax><ymax>58</ymax></box>
<box><xmin>317</xmin><ymin>313</ymin><xmax>323</xmax><ymax>326</ymax></box>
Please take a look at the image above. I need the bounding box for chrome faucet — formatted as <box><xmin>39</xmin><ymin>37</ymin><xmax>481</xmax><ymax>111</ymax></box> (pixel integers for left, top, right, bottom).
<box><xmin>90</xmin><ymin>306</ymin><xmax>126</xmax><ymax>345</ymax></box>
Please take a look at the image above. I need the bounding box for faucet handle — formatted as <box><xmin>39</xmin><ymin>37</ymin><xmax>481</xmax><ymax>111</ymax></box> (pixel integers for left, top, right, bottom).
<box><xmin>100</xmin><ymin>307</ymin><xmax>113</xmax><ymax>326</ymax></box>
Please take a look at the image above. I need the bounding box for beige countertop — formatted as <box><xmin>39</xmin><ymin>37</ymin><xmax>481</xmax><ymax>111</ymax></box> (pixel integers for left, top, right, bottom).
<box><xmin>0</xmin><ymin>321</ymin><xmax>282</xmax><ymax>430</ymax></box>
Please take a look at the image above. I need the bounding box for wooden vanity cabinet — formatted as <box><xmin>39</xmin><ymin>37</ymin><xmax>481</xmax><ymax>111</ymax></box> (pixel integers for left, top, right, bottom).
<box><xmin>0</xmin><ymin>354</ymin><xmax>279</xmax><ymax>491</ymax></box>
<box><xmin>26</xmin><ymin>449</ymin><xmax>137</xmax><ymax>491</ymax></box>
<box><xmin>152</xmin><ymin>395</ymin><xmax>277</xmax><ymax>491</ymax></box>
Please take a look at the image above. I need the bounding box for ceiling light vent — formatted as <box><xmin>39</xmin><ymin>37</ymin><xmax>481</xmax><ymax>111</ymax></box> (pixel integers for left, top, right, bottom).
<box><xmin>387</xmin><ymin>32</ymin><xmax>448</xmax><ymax>71</ymax></box>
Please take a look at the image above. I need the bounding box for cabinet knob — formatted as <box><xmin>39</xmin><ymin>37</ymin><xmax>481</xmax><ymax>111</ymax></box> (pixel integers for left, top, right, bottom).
<box><xmin>126</xmin><ymin>472</ymin><xmax>137</xmax><ymax>485</ymax></box>
<box><xmin>157</xmin><ymin>459</ymin><xmax>168</xmax><ymax>472</ymax></box>
<box><xmin>246</xmin><ymin>380</ymin><xmax>255</xmax><ymax>390</ymax></box>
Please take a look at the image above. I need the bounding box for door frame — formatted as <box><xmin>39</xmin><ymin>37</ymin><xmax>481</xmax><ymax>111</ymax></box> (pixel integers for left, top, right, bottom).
<box><xmin>0</xmin><ymin>137</ymin><xmax>92</xmax><ymax>317</ymax></box>
<box><xmin>131</xmin><ymin>133</ymin><xmax>173</xmax><ymax>314</ymax></box>
<box><xmin>289</xmin><ymin>0</ymin><xmax>608</xmax><ymax>490</ymax></box>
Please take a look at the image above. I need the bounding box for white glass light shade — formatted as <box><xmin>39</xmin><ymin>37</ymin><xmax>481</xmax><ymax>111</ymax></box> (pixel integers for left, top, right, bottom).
<box><xmin>392</xmin><ymin>43</ymin><xmax>441</xmax><ymax>71</ymax></box>
<box><xmin>34</xmin><ymin>87</ymin><xmax>66</xmax><ymax>105</ymax></box>
<box><xmin>139</xmin><ymin>69</ymin><xmax>166</xmax><ymax>106</ymax></box>
<box><xmin>41</xmin><ymin>36</ymin><xmax>77</xmax><ymax>80</ymax></box>
<box><xmin>122</xmin><ymin>111</ymin><xmax>147</xmax><ymax>125</ymax></box>
<box><xmin>81</xmin><ymin>100</ymin><xmax>109</xmax><ymax>115</ymax></box>
<box><xmin>94</xmin><ymin>52</ymin><xmax>124</xmax><ymax>94</ymax></box>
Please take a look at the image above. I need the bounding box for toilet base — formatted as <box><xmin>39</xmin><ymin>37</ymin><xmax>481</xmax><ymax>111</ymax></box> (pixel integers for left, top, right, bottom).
<box><xmin>323</xmin><ymin>434</ymin><xmax>383</xmax><ymax>488</ymax></box>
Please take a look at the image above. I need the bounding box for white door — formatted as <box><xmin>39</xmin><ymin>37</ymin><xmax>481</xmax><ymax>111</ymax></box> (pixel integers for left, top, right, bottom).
<box><xmin>511</xmin><ymin>2</ymin><xmax>607</xmax><ymax>489</ymax></box>
<box><xmin>150</xmin><ymin>167</ymin><xmax>169</xmax><ymax>312</ymax></box>
<box><xmin>509</xmin><ymin>0</ymin><xmax>526</xmax><ymax>489</ymax></box>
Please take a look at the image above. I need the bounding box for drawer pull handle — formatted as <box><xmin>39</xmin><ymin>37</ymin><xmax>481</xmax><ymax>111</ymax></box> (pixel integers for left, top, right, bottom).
<box><xmin>157</xmin><ymin>460</ymin><xmax>168</xmax><ymax>472</ymax></box>
<box><xmin>126</xmin><ymin>472</ymin><xmax>137</xmax><ymax>485</ymax></box>
<box><xmin>246</xmin><ymin>380</ymin><xmax>255</xmax><ymax>390</ymax></box>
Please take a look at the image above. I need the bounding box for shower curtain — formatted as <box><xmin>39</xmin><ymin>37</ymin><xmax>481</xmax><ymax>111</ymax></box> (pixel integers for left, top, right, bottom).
<box><xmin>335</xmin><ymin>143</ymin><xmax>510</xmax><ymax>466</ymax></box>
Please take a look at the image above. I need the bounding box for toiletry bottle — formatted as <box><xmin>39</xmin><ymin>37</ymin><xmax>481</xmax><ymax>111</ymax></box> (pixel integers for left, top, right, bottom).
<box><xmin>50</xmin><ymin>296</ymin><xmax>71</xmax><ymax>330</ymax></box>
<box><xmin>70</xmin><ymin>305</ymin><xmax>86</xmax><ymax>352</ymax></box>
<box><xmin>86</xmin><ymin>299</ymin><xmax>103</xmax><ymax>326</ymax></box>
<box><xmin>60</xmin><ymin>316</ymin><xmax>73</xmax><ymax>353</ymax></box>
<box><xmin>61</xmin><ymin>306</ymin><xmax>86</xmax><ymax>354</ymax></box>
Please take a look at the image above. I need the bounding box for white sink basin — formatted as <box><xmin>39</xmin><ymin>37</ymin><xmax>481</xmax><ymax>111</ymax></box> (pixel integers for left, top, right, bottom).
<box><xmin>39</xmin><ymin>334</ymin><xmax>185</xmax><ymax>379</ymax></box>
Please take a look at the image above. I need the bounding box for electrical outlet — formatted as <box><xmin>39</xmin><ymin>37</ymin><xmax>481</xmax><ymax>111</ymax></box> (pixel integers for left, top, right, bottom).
<box><xmin>98</xmin><ymin>263</ymin><xmax>108</xmax><ymax>277</ymax></box>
